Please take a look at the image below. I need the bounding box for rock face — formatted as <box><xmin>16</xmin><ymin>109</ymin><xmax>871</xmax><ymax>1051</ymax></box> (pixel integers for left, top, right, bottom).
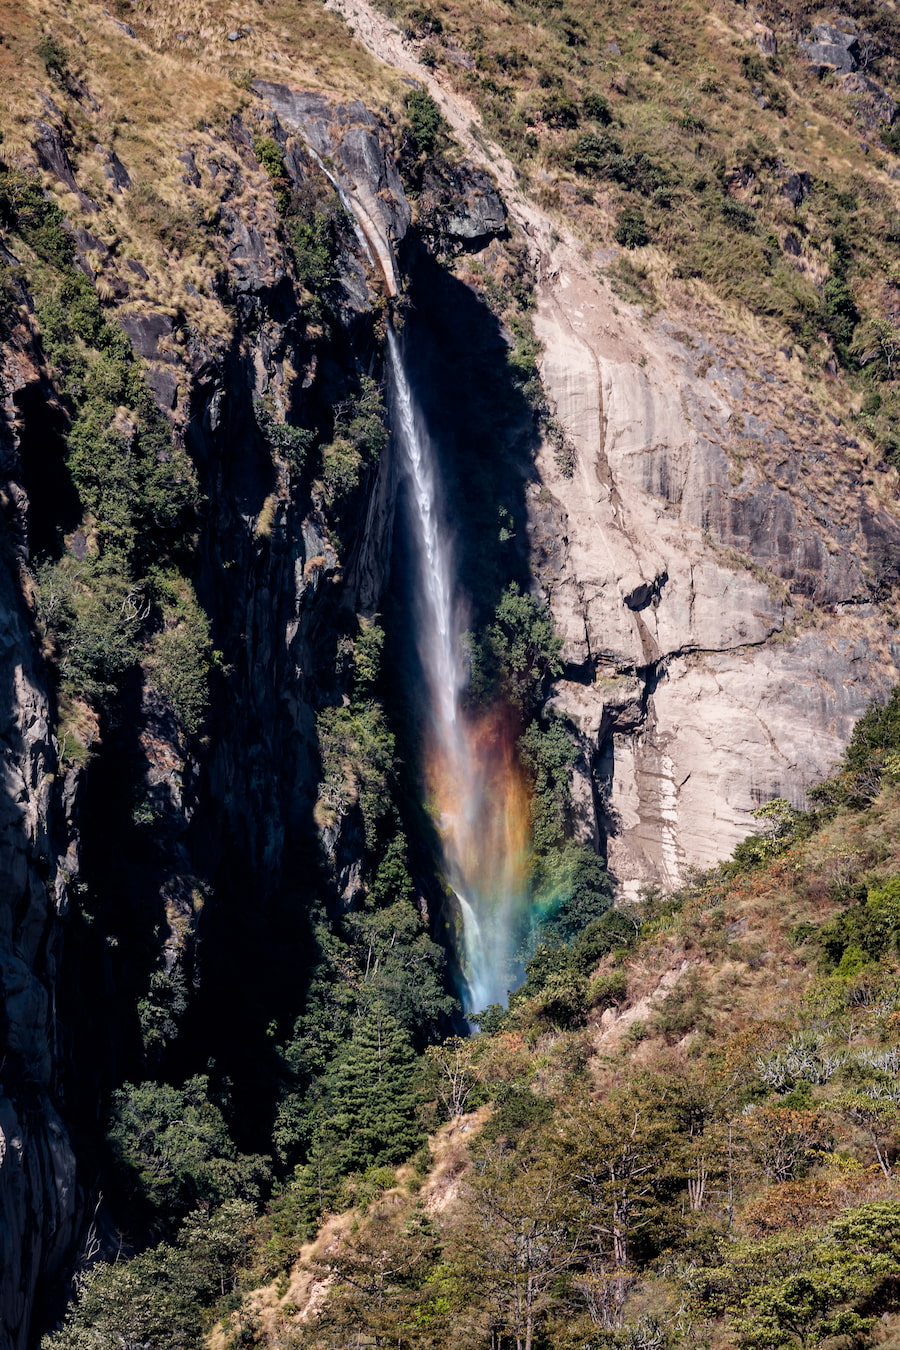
<box><xmin>0</xmin><ymin>336</ymin><xmax>81</xmax><ymax>1350</ymax></box>
<box><xmin>417</xmin><ymin>159</ymin><xmax>506</xmax><ymax>244</ymax></box>
<box><xmin>311</xmin><ymin>0</ymin><xmax>900</xmax><ymax>894</ymax></box>
<box><xmin>253</xmin><ymin>82</ymin><xmax>411</xmax><ymax>294</ymax></box>
<box><xmin>0</xmin><ymin>89</ymin><xmax>416</xmax><ymax>1343</ymax></box>
<box><xmin>529</xmin><ymin>257</ymin><xmax>900</xmax><ymax>891</ymax></box>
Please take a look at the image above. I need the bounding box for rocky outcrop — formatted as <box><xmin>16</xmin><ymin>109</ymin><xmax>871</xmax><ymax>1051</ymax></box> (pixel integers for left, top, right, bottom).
<box><xmin>253</xmin><ymin>82</ymin><xmax>411</xmax><ymax>295</ymax></box>
<box><xmin>417</xmin><ymin>159</ymin><xmax>506</xmax><ymax>247</ymax></box>
<box><xmin>799</xmin><ymin>24</ymin><xmax>860</xmax><ymax>73</ymax></box>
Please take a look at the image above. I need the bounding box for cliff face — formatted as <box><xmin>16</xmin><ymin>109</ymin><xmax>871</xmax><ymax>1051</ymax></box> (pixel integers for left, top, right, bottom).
<box><xmin>0</xmin><ymin>330</ymin><xmax>79</xmax><ymax>1349</ymax></box>
<box><xmin>0</xmin><ymin>90</ymin><xmax>411</xmax><ymax>1346</ymax></box>
<box><xmin>530</xmin><ymin>252</ymin><xmax>900</xmax><ymax>889</ymax></box>
<box><xmin>0</xmin><ymin>64</ymin><xmax>507</xmax><ymax>1339</ymax></box>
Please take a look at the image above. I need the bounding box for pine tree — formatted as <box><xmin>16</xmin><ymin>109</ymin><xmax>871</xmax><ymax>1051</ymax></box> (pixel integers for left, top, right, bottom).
<box><xmin>323</xmin><ymin>999</ymin><xmax>424</xmax><ymax>1173</ymax></box>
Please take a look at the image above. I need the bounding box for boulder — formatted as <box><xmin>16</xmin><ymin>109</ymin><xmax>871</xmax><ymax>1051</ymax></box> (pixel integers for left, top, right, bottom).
<box><xmin>799</xmin><ymin>24</ymin><xmax>860</xmax><ymax>73</ymax></box>
<box><xmin>783</xmin><ymin>171</ymin><xmax>811</xmax><ymax>207</ymax></box>
<box><xmin>417</xmin><ymin>158</ymin><xmax>506</xmax><ymax>244</ymax></box>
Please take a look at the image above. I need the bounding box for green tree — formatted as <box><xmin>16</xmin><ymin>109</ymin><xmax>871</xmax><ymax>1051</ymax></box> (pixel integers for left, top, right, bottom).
<box><xmin>319</xmin><ymin>1000</ymin><xmax>424</xmax><ymax>1174</ymax></box>
<box><xmin>449</xmin><ymin>1146</ymin><xmax>584</xmax><ymax>1350</ymax></box>
<box><xmin>405</xmin><ymin>89</ymin><xmax>449</xmax><ymax>157</ymax></box>
<box><xmin>147</xmin><ymin>576</ymin><xmax>213</xmax><ymax>736</ymax></box>
<box><xmin>479</xmin><ymin>583</ymin><xmax>563</xmax><ymax>714</ymax></box>
<box><xmin>107</xmin><ymin>1076</ymin><xmax>269</xmax><ymax>1229</ymax></box>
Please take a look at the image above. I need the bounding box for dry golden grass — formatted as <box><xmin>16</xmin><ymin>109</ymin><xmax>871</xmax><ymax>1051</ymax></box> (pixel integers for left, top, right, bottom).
<box><xmin>1</xmin><ymin>0</ymin><xmax>407</xmax><ymax>331</ymax></box>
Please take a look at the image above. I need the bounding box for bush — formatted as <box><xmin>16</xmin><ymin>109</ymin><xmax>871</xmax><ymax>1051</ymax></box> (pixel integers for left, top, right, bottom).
<box><xmin>34</xmin><ymin>560</ymin><xmax>141</xmax><ymax>709</ymax></box>
<box><xmin>0</xmin><ymin>262</ymin><xmax>25</xmax><ymax>334</ymax></box>
<box><xmin>320</xmin><ymin>376</ymin><xmax>388</xmax><ymax>508</ymax></box>
<box><xmin>474</xmin><ymin>582</ymin><xmax>563</xmax><ymax>714</ymax></box>
<box><xmin>147</xmin><ymin>577</ymin><xmax>213</xmax><ymax>736</ymax></box>
<box><xmin>291</xmin><ymin>214</ymin><xmax>337</xmax><ymax>301</ymax></box>
<box><xmin>582</xmin><ymin>92</ymin><xmax>612</xmax><ymax>124</ymax></box>
<box><xmin>520</xmin><ymin>715</ymin><xmax>577</xmax><ymax>852</ymax></box>
<box><xmin>406</xmin><ymin>89</ymin><xmax>448</xmax><ymax>157</ymax></box>
<box><xmin>0</xmin><ymin>168</ymin><xmax>73</xmax><ymax>267</ymax></box>
<box><xmin>615</xmin><ymin>207</ymin><xmax>650</xmax><ymax>248</ymax></box>
<box><xmin>534</xmin><ymin>843</ymin><xmax>614</xmax><ymax>942</ymax></box>
<box><xmin>256</xmin><ymin>401</ymin><xmax>314</xmax><ymax>478</ymax></box>
<box><xmin>316</xmin><ymin>699</ymin><xmax>395</xmax><ymax>845</ymax></box>
<box><xmin>542</xmin><ymin>92</ymin><xmax>581</xmax><ymax>128</ymax></box>
<box><xmin>126</xmin><ymin>183</ymin><xmax>200</xmax><ymax>256</ymax></box>
<box><xmin>42</xmin><ymin>1201</ymin><xmax>255</xmax><ymax>1350</ymax></box>
<box><xmin>588</xmin><ymin>967</ymin><xmax>628</xmax><ymax>1009</ymax></box>
<box><xmin>36</xmin><ymin>34</ymin><xmax>68</xmax><ymax>78</ymax></box>
<box><xmin>254</xmin><ymin>134</ymin><xmax>291</xmax><ymax>213</ymax></box>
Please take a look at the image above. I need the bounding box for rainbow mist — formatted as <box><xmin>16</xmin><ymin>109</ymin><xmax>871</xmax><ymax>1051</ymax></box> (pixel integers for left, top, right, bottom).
<box><xmin>387</xmin><ymin>327</ymin><xmax>532</xmax><ymax>1011</ymax></box>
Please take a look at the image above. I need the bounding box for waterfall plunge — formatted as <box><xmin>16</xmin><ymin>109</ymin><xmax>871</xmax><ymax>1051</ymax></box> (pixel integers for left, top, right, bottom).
<box><xmin>386</xmin><ymin>327</ymin><xmax>531</xmax><ymax>1011</ymax></box>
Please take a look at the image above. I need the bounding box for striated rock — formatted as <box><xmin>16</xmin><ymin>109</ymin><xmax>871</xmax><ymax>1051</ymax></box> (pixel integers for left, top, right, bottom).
<box><xmin>528</xmin><ymin>245</ymin><xmax>900</xmax><ymax>888</ymax></box>
<box><xmin>217</xmin><ymin>204</ymin><xmax>285</xmax><ymax>293</ymax></box>
<box><xmin>605</xmin><ymin>629</ymin><xmax>895</xmax><ymax>892</ymax></box>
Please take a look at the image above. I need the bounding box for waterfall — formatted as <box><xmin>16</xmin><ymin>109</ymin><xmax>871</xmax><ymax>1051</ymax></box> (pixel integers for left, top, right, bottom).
<box><xmin>386</xmin><ymin>326</ymin><xmax>532</xmax><ymax>1011</ymax></box>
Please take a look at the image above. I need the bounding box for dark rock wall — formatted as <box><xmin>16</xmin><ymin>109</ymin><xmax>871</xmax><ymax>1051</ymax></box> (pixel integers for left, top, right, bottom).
<box><xmin>0</xmin><ymin>92</ymin><xmax>416</xmax><ymax>1346</ymax></box>
<box><xmin>0</xmin><ymin>329</ymin><xmax>80</xmax><ymax>1350</ymax></box>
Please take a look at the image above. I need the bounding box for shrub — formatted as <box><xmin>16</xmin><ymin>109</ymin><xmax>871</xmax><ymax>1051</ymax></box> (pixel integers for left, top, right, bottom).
<box><xmin>254</xmin><ymin>134</ymin><xmax>291</xmax><ymax>213</ymax></box>
<box><xmin>474</xmin><ymin>582</ymin><xmax>563</xmax><ymax>714</ymax></box>
<box><xmin>582</xmin><ymin>91</ymin><xmax>612</xmax><ymax>124</ymax></box>
<box><xmin>405</xmin><ymin>89</ymin><xmax>448</xmax><ymax>157</ymax></box>
<box><xmin>615</xmin><ymin>207</ymin><xmax>650</xmax><ymax>248</ymax></box>
<box><xmin>34</xmin><ymin>560</ymin><xmax>141</xmax><ymax>709</ymax></box>
<box><xmin>320</xmin><ymin>376</ymin><xmax>388</xmax><ymax>508</ymax></box>
<box><xmin>541</xmin><ymin>92</ymin><xmax>581</xmax><ymax>128</ymax></box>
<box><xmin>126</xmin><ymin>183</ymin><xmax>199</xmax><ymax>256</ymax></box>
<box><xmin>570</xmin><ymin>130</ymin><xmax>622</xmax><ymax>175</ymax></box>
<box><xmin>147</xmin><ymin>577</ymin><xmax>213</xmax><ymax>736</ymax></box>
<box><xmin>0</xmin><ymin>168</ymin><xmax>73</xmax><ymax>267</ymax></box>
<box><xmin>0</xmin><ymin>261</ymin><xmax>25</xmax><ymax>334</ymax></box>
<box><xmin>36</xmin><ymin>34</ymin><xmax>68</xmax><ymax>78</ymax></box>
<box><xmin>291</xmin><ymin>215</ymin><xmax>337</xmax><ymax>298</ymax></box>
<box><xmin>588</xmin><ymin>967</ymin><xmax>628</xmax><ymax>1008</ymax></box>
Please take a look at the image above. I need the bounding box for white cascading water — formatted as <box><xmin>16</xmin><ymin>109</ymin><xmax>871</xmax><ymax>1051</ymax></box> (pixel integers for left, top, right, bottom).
<box><xmin>386</xmin><ymin>326</ymin><xmax>531</xmax><ymax>1010</ymax></box>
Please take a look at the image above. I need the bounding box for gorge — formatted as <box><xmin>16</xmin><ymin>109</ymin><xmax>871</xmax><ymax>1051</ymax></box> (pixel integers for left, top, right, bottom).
<box><xmin>2</xmin><ymin>0</ymin><xmax>900</xmax><ymax>1345</ymax></box>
